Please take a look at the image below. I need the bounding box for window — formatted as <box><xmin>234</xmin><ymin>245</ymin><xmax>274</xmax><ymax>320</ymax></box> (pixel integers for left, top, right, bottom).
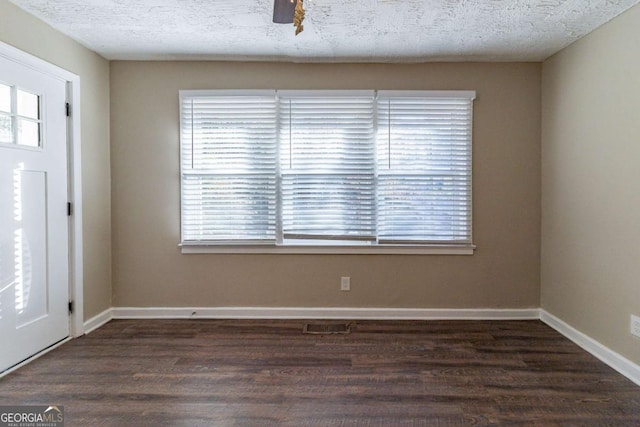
<box><xmin>181</xmin><ymin>91</ymin><xmax>277</xmax><ymax>243</ymax></box>
<box><xmin>279</xmin><ymin>91</ymin><xmax>376</xmax><ymax>243</ymax></box>
<box><xmin>376</xmin><ymin>92</ymin><xmax>473</xmax><ymax>244</ymax></box>
<box><xmin>180</xmin><ymin>90</ymin><xmax>475</xmax><ymax>253</ymax></box>
<box><xmin>0</xmin><ymin>83</ymin><xmax>42</xmax><ymax>148</ymax></box>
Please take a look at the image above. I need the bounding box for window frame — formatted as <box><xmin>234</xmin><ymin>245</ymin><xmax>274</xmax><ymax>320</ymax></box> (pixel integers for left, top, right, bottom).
<box><xmin>179</xmin><ymin>89</ymin><xmax>476</xmax><ymax>255</ymax></box>
<box><xmin>0</xmin><ymin>82</ymin><xmax>44</xmax><ymax>150</ymax></box>
<box><xmin>179</xmin><ymin>90</ymin><xmax>278</xmax><ymax>243</ymax></box>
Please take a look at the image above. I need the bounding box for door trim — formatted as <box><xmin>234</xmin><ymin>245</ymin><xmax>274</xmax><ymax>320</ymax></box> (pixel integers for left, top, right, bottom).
<box><xmin>0</xmin><ymin>41</ymin><xmax>84</xmax><ymax>337</ymax></box>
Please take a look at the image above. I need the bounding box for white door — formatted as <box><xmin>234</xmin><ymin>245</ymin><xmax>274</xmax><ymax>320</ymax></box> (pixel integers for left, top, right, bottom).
<box><xmin>0</xmin><ymin>55</ymin><xmax>69</xmax><ymax>372</ymax></box>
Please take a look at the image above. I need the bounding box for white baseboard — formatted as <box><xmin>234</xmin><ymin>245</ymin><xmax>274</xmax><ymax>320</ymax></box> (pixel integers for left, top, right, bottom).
<box><xmin>540</xmin><ymin>310</ymin><xmax>640</xmax><ymax>387</ymax></box>
<box><xmin>111</xmin><ymin>306</ymin><xmax>540</xmax><ymax>320</ymax></box>
<box><xmin>83</xmin><ymin>308</ymin><xmax>113</xmax><ymax>334</ymax></box>
<box><xmin>10</xmin><ymin>306</ymin><xmax>640</xmax><ymax>388</ymax></box>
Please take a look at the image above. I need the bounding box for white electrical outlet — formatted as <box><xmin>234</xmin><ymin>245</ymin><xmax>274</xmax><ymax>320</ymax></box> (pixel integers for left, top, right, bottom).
<box><xmin>340</xmin><ymin>276</ymin><xmax>350</xmax><ymax>291</ymax></box>
<box><xmin>631</xmin><ymin>315</ymin><xmax>640</xmax><ymax>338</ymax></box>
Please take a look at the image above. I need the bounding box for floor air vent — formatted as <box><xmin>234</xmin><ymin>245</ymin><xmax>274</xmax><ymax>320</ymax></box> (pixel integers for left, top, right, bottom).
<box><xmin>303</xmin><ymin>322</ymin><xmax>351</xmax><ymax>334</ymax></box>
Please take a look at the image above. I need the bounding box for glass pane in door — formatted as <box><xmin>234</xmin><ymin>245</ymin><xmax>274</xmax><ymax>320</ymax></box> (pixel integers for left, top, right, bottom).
<box><xmin>0</xmin><ymin>114</ymin><xmax>12</xmax><ymax>144</ymax></box>
<box><xmin>17</xmin><ymin>89</ymin><xmax>39</xmax><ymax>120</ymax></box>
<box><xmin>0</xmin><ymin>84</ymin><xmax>10</xmax><ymax>113</ymax></box>
<box><xmin>17</xmin><ymin>119</ymin><xmax>40</xmax><ymax>147</ymax></box>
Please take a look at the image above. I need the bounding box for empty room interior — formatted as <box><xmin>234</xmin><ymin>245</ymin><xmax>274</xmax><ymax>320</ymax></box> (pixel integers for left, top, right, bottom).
<box><xmin>0</xmin><ymin>0</ymin><xmax>639</xmax><ymax>425</ymax></box>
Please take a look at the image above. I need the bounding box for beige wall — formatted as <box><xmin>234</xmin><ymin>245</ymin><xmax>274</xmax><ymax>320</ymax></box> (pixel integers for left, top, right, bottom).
<box><xmin>110</xmin><ymin>61</ymin><xmax>541</xmax><ymax>309</ymax></box>
<box><xmin>0</xmin><ymin>0</ymin><xmax>112</xmax><ymax>319</ymax></box>
<box><xmin>541</xmin><ymin>4</ymin><xmax>640</xmax><ymax>364</ymax></box>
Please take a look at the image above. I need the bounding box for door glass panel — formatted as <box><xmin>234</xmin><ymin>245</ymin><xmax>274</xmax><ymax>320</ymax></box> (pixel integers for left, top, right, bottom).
<box><xmin>0</xmin><ymin>114</ymin><xmax>12</xmax><ymax>144</ymax></box>
<box><xmin>17</xmin><ymin>90</ymin><xmax>39</xmax><ymax>120</ymax></box>
<box><xmin>17</xmin><ymin>119</ymin><xmax>40</xmax><ymax>147</ymax></box>
<box><xmin>0</xmin><ymin>84</ymin><xmax>10</xmax><ymax>113</ymax></box>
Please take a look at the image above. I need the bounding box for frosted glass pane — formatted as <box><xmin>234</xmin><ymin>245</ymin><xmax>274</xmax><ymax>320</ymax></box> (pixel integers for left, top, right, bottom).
<box><xmin>17</xmin><ymin>90</ymin><xmax>39</xmax><ymax>120</ymax></box>
<box><xmin>0</xmin><ymin>84</ymin><xmax>10</xmax><ymax>113</ymax></box>
<box><xmin>17</xmin><ymin>119</ymin><xmax>40</xmax><ymax>147</ymax></box>
<box><xmin>0</xmin><ymin>114</ymin><xmax>12</xmax><ymax>144</ymax></box>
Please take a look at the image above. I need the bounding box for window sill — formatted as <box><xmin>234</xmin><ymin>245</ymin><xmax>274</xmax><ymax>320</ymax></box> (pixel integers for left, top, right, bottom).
<box><xmin>180</xmin><ymin>244</ymin><xmax>475</xmax><ymax>255</ymax></box>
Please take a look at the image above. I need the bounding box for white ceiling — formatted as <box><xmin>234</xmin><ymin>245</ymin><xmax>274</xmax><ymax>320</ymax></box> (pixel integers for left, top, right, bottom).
<box><xmin>8</xmin><ymin>0</ymin><xmax>640</xmax><ymax>62</ymax></box>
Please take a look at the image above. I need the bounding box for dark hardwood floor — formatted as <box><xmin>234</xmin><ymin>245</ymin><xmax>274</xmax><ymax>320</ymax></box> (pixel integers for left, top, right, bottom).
<box><xmin>1</xmin><ymin>319</ymin><xmax>639</xmax><ymax>426</ymax></box>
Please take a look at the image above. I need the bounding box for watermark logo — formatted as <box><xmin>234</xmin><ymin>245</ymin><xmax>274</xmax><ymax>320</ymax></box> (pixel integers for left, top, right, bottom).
<box><xmin>0</xmin><ymin>405</ymin><xmax>64</xmax><ymax>427</ymax></box>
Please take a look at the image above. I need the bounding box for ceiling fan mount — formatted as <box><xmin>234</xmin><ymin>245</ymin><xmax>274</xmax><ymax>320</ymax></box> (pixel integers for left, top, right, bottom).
<box><xmin>273</xmin><ymin>0</ymin><xmax>305</xmax><ymax>35</ymax></box>
<box><xmin>273</xmin><ymin>0</ymin><xmax>296</xmax><ymax>23</ymax></box>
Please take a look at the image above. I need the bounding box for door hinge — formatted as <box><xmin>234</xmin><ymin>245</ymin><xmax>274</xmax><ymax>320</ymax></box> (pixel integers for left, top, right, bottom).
<box><xmin>67</xmin><ymin>202</ymin><xmax>73</xmax><ymax>216</ymax></box>
<box><xmin>66</xmin><ymin>102</ymin><xmax>71</xmax><ymax>117</ymax></box>
<box><xmin>68</xmin><ymin>301</ymin><xmax>74</xmax><ymax>315</ymax></box>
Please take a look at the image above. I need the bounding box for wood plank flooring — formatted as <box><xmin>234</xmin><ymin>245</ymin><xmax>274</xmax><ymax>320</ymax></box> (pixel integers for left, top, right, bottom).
<box><xmin>1</xmin><ymin>319</ymin><xmax>639</xmax><ymax>426</ymax></box>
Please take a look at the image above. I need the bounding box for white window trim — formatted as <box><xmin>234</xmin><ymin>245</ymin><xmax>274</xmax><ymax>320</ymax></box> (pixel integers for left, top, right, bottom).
<box><xmin>179</xmin><ymin>89</ymin><xmax>476</xmax><ymax>255</ymax></box>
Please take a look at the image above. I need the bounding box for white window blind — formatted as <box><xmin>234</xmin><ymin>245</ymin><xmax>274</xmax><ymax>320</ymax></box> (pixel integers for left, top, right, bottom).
<box><xmin>180</xmin><ymin>91</ymin><xmax>277</xmax><ymax>243</ymax></box>
<box><xmin>180</xmin><ymin>90</ymin><xmax>475</xmax><ymax>249</ymax></box>
<box><xmin>278</xmin><ymin>91</ymin><xmax>376</xmax><ymax>242</ymax></box>
<box><xmin>376</xmin><ymin>91</ymin><xmax>474</xmax><ymax>244</ymax></box>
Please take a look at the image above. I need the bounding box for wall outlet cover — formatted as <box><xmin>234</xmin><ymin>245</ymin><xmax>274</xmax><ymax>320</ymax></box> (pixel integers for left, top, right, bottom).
<box><xmin>631</xmin><ymin>315</ymin><xmax>640</xmax><ymax>338</ymax></box>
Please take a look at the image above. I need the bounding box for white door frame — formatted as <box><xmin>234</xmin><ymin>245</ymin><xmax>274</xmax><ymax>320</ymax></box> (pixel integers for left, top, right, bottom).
<box><xmin>0</xmin><ymin>41</ymin><xmax>84</xmax><ymax>337</ymax></box>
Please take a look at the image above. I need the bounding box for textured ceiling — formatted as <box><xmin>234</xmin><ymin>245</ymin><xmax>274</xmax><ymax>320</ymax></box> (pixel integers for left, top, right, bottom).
<box><xmin>8</xmin><ymin>0</ymin><xmax>640</xmax><ymax>62</ymax></box>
